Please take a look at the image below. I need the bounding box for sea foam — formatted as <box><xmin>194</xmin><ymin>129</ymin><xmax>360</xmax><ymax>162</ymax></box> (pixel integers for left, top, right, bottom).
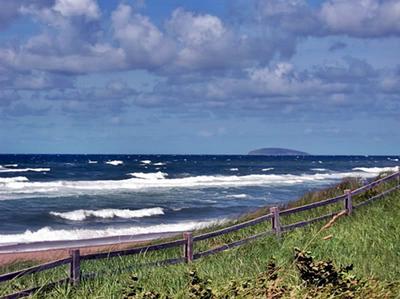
<box><xmin>0</xmin><ymin>167</ymin><xmax>50</xmax><ymax>173</ymax></box>
<box><xmin>352</xmin><ymin>166</ymin><xmax>399</xmax><ymax>173</ymax></box>
<box><xmin>0</xmin><ymin>168</ymin><xmax>395</xmax><ymax>200</ymax></box>
<box><xmin>50</xmin><ymin>207</ymin><xmax>164</xmax><ymax>221</ymax></box>
<box><xmin>0</xmin><ymin>220</ymin><xmax>218</xmax><ymax>243</ymax></box>
<box><xmin>0</xmin><ymin>176</ymin><xmax>29</xmax><ymax>183</ymax></box>
<box><xmin>128</xmin><ymin>171</ymin><xmax>167</xmax><ymax>180</ymax></box>
<box><xmin>105</xmin><ymin>160</ymin><xmax>123</xmax><ymax>166</ymax></box>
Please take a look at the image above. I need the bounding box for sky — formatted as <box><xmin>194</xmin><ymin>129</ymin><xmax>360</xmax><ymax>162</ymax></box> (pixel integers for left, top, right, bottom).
<box><xmin>0</xmin><ymin>0</ymin><xmax>399</xmax><ymax>155</ymax></box>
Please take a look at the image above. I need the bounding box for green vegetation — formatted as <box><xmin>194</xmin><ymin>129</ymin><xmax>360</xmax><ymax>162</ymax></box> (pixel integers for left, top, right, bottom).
<box><xmin>1</xmin><ymin>175</ymin><xmax>399</xmax><ymax>298</ymax></box>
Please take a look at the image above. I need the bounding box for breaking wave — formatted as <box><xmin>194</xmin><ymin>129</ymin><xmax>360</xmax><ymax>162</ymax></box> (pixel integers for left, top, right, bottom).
<box><xmin>226</xmin><ymin>194</ymin><xmax>248</xmax><ymax>199</ymax></box>
<box><xmin>105</xmin><ymin>160</ymin><xmax>123</xmax><ymax>166</ymax></box>
<box><xmin>352</xmin><ymin>166</ymin><xmax>399</xmax><ymax>173</ymax></box>
<box><xmin>0</xmin><ymin>176</ymin><xmax>29</xmax><ymax>183</ymax></box>
<box><xmin>128</xmin><ymin>171</ymin><xmax>167</xmax><ymax>180</ymax></box>
<box><xmin>50</xmin><ymin>207</ymin><xmax>164</xmax><ymax>221</ymax></box>
<box><xmin>0</xmin><ymin>166</ymin><xmax>50</xmax><ymax>173</ymax></box>
<box><xmin>0</xmin><ymin>220</ymin><xmax>217</xmax><ymax>244</ymax></box>
<box><xmin>0</xmin><ymin>167</ymin><xmax>396</xmax><ymax>200</ymax></box>
<box><xmin>311</xmin><ymin>168</ymin><xmax>328</xmax><ymax>172</ymax></box>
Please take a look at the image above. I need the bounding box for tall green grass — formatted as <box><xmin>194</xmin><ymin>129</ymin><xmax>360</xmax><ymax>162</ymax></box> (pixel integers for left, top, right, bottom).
<box><xmin>1</xmin><ymin>175</ymin><xmax>399</xmax><ymax>298</ymax></box>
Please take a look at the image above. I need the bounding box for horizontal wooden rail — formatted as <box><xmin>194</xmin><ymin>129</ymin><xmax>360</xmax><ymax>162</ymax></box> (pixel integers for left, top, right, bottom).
<box><xmin>280</xmin><ymin>194</ymin><xmax>345</xmax><ymax>216</ymax></box>
<box><xmin>281</xmin><ymin>211</ymin><xmax>340</xmax><ymax>232</ymax></box>
<box><xmin>193</xmin><ymin>213</ymin><xmax>273</xmax><ymax>241</ymax></box>
<box><xmin>0</xmin><ymin>258</ymin><xmax>70</xmax><ymax>283</ymax></box>
<box><xmin>81</xmin><ymin>238</ymin><xmax>185</xmax><ymax>261</ymax></box>
<box><xmin>353</xmin><ymin>185</ymin><xmax>400</xmax><ymax>209</ymax></box>
<box><xmin>351</xmin><ymin>172</ymin><xmax>399</xmax><ymax>196</ymax></box>
<box><xmin>0</xmin><ymin>278</ymin><xmax>69</xmax><ymax>299</ymax></box>
<box><xmin>194</xmin><ymin>230</ymin><xmax>274</xmax><ymax>259</ymax></box>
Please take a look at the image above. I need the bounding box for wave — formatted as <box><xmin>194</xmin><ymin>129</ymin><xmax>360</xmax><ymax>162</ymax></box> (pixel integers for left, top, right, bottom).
<box><xmin>0</xmin><ymin>169</ymin><xmax>392</xmax><ymax>200</ymax></box>
<box><xmin>226</xmin><ymin>194</ymin><xmax>248</xmax><ymax>199</ymax></box>
<box><xmin>0</xmin><ymin>167</ymin><xmax>50</xmax><ymax>173</ymax></box>
<box><xmin>153</xmin><ymin>162</ymin><xmax>166</xmax><ymax>166</ymax></box>
<box><xmin>387</xmin><ymin>158</ymin><xmax>399</xmax><ymax>162</ymax></box>
<box><xmin>261</xmin><ymin>168</ymin><xmax>274</xmax><ymax>172</ymax></box>
<box><xmin>50</xmin><ymin>207</ymin><xmax>164</xmax><ymax>221</ymax></box>
<box><xmin>0</xmin><ymin>220</ymin><xmax>218</xmax><ymax>244</ymax></box>
<box><xmin>4</xmin><ymin>164</ymin><xmax>18</xmax><ymax>167</ymax></box>
<box><xmin>352</xmin><ymin>166</ymin><xmax>399</xmax><ymax>173</ymax></box>
<box><xmin>128</xmin><ymin>171</ymin><xmax>167</xmax><ymax>180</ymax></box>
<box><xmin>105</xmin><ymin>160</ymin><xmax>123</xmax><ymax>166</ymax></box>
<box><xmin>311</xmin><ymin>168</ymin><xmax>327</xmax><ymax>172</ymax></box>
<box><xmin>229</xmin><ymin>168</ymin><xmax>239</xmax><ymax>171</ymax></box>
<box><xmin>141</xmin><ymin>160</ymin><xmax>152</xmax><ymax>165</ymax></box>
<box><xmin>88</xmin><ymin>160</ymin><xmax>98</xmax><ymax>164</ymax></box>
<box><xmin>0</xmin><ymin>176</ymin><xmax>29</xmax><ymax>183</ymax></box>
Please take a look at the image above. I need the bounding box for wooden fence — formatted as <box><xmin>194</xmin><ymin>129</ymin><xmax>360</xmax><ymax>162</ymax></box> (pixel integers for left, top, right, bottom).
<box><xmin>1</xmin><ymin>171</ymin><xmax>399</xmax><ymax>299</ymax></box>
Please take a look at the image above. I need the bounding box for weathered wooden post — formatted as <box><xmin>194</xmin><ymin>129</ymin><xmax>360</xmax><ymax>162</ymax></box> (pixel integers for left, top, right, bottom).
<box><xmin>183</xmin><ymin>232</ymin><xmax>193</xmax><ymax>263</ymax></box>
<box><xmin>344</xmin><ymin>189</ymin><xmax>352</xmax><ymax>215</ymax></box>
<box><xmin>69</xmin><ymin>249</ymin><xmax>81</xmax><ymax>286</ymax></box>
<box><xmin>397</xmin><ymin>167</ymin><xmax>400</xmax><ymax>186</ymax></box>
<box><xmin>269</xmin><ymin>207</ymin><xmax>281</xmax><ymax>237</ymax></box>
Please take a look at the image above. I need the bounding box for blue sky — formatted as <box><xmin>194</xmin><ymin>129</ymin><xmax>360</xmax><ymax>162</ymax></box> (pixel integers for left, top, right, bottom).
<box><xmin>0</xmin><ymin>0</ymin><xmax>399</xmax><ymax>155</ymax></box>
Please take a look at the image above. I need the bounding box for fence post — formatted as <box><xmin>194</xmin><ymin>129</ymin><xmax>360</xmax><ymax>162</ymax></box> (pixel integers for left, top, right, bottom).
<box><xmin>69</xmin><ymin>249</ymin><xmax>81</xmax><ymax>286</ymax></box>
<box><xmin>397</xmin><ymin>168</ymin><xmax>400</xmax><ymax>186</ymax></box>
<box><xmin>269</xmin><ymin>207</ymin><xmax>281</xmax><ymax>237</ymax></box>
<box><xmin>183</xmin><ymin>232</ymin><xmax>193</xmax><ymax>263</ymax></box>
<box><xmin>344</xmin><ymin>189</ymin><xmax>352</xmax><ymax>215</ymax></box>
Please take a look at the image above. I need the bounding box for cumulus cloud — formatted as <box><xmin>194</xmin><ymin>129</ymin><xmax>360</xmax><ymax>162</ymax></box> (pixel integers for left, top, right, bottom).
<box><xmin>53</xmin><ymin>0</ymin><xmax>100</xmax><ymax>19</ymax></box>
<box><xmin>111</xmin><ymin>4</ymin><xmax>175</xmax><ymax>69</ymax></box>
<box><xmin>320</xmin><ymin>0</ymin><xmax>400</xmax><ymax>38</ymax></box>
<box><xmin>0</xmin><ymin>0</ymin><xmax>399</xmax><ymax>121</ymax></box>
<box><xmin>257</xmin><ymin>0</ymin><xmax>400</xmax><ymax>38</ymax></box>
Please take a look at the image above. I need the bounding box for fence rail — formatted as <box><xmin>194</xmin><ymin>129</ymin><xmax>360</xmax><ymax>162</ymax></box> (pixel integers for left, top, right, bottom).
<box><xmin>1</xmin><ymin>170</ymin><xmax>399</xmax><ymax>299</ymax></box>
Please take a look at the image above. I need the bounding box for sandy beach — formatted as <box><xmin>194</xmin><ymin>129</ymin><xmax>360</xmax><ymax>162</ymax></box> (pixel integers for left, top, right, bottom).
<box><xmin>0</xmin><ymin>232</ymin><xmax>180</xmax><ymax>267</ymax></box>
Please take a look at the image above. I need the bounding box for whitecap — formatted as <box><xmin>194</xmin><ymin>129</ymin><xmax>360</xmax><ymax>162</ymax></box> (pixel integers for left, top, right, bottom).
<box><xmin>153</xmin><ymin>162</ymin><xmax>166</xmax><ymax>166</ymax></box>
<box><xmin>261</xmin><ymin>168</ymin><xmax>274</xmax><ymax>172</ymax></box>
<box><xmin>0</xmin><ymin>176</ymin><xmax>29</xmax><ymax>183</ymax></box>
<box><xmin>311</xmin><ymin>168</ymin><xmax>327</xmax><ymax>172</ymax></box>
<box><xmin>88</xmin><ymin>160</ymin><xmax>98</xmax><ymax>164</ymax></box>
<box><xmin>128</xmin><ymin>172</ymin><xmax>167</xmax><ymax>180</ymax></box>
<box><xmin>0</xmin><ymin>220</ymin><xmax>219</xmax><ymax>243</ymax></box>
<box><xmin>0</xmin><ymin>167</ymin><xmax>50</xmax><ymax>173</ymax></box>
<box><xmin>140</xmin><ymin>160</ymin><xmax>152</xmax><ymax>165</ymax></box>
<box><xmin>50</xmin><ymin>207</ymin><xmax>164</xmax><ymax>221</ymax></box>
<box><xmin>105</xmin><ymin>160</ymin><xmax>123</xmax><ymax>166</ymax></box>
<box><xmin>387</xmin><ymin>158</ymin><xmax>399</xmax><ymax>162</ymax></box>
<box><xmin>352</xmin><ymin>166</ymin><xmax>399</xmax><ymax>173</ymax></box>
<box><xmin>0</xmin><ymin>170</ymin><xmax>390</xmax><ymax>200</ymax></box>
<box><xmin>226</xmin><ymin>194</ymin><xmax>248</xmax><ymax>199</ymax></box>
<box><xmin>229</xmin><ymin>168</ymin><xmax>239</xmax><ymax>171</ymax></box>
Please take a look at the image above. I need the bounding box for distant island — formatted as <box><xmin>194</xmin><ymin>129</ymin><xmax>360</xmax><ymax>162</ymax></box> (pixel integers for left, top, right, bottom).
<box><xmin>248</xmin><ymin>148</ymin><xmax>310</xmax><ymax>156</ymax></box>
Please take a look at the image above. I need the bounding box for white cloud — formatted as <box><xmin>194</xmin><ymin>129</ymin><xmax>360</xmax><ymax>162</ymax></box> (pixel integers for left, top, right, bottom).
<box><xmin>320</xmin><ymin>0</ymin><xmax>400</xmax><ymax>37</ymax></box>
<box><xmin>168</xmin><ymin>8</ymin><xmax>226</xmax><ymax>47</ymax></box>
<box><xmin>112</xmin><ymin>4</ymin><xmax>175</xmax><ymax>68</ymax></box>
<box><xmin>53</xmin><ymin>0</ymin><xmax>100</xmax><ymax>19</ymax></box>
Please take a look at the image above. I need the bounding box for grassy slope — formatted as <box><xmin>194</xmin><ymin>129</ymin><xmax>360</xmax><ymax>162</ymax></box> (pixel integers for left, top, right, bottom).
<box><xmin>1</xmin><ymin>176</ymin><xmax>400</xmax><ymax>298</ymax></box>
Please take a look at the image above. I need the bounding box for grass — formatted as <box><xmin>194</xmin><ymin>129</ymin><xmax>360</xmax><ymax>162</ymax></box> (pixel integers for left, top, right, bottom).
<box><xmin>1</xmin><ymin>174</ymin><xmax>400</xmax><ymax>298</ymax></box>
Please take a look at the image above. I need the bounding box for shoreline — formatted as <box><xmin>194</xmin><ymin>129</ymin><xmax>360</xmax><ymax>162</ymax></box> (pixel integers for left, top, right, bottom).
<box><xmin>0</xmin><ymin>231</ymin><xmax>180</xmax><ymax>267</ymax></box>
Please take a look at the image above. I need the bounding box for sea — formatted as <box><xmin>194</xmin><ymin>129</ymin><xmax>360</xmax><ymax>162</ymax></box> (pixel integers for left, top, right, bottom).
<box><xmin>0</xmin><ymin>154</ymin><xmax>399</xmax><ymax>245</ymax></box>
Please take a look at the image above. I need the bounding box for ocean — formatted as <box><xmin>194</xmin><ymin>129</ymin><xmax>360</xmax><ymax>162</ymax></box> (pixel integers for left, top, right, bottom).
<box><xmin>0</xmin><ymin>154</ymin><xmax>399</xmax><ymax>245</ymax></box>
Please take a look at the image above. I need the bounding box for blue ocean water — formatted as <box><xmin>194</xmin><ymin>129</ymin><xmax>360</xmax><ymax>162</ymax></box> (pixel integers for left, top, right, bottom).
<box><xmin>0</xmin><ymin>154</ymin><xmax>398</xmax><ymax>244</ymax></box>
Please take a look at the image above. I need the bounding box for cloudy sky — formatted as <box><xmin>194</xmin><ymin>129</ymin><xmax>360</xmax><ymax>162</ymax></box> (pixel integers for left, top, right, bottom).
<box><xmin>0</xmin><ymin>0</ymin><xmax>399</xmax><ymax>154</ymax></box>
